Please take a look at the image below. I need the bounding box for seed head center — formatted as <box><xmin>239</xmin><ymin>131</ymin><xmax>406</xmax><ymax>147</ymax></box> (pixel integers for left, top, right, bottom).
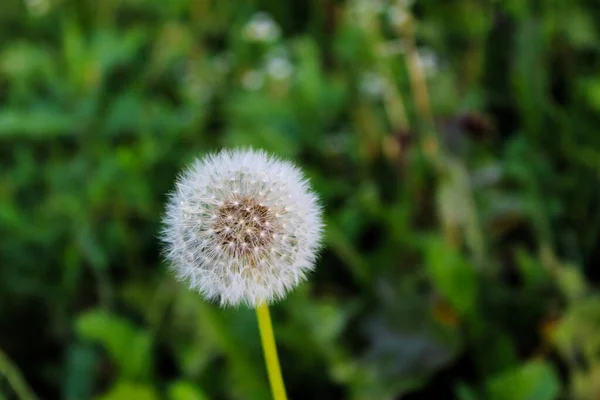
<box><xmin>213</xmin><ymin>196</ymin><xmax>276</xmax><ymax>257</ymax></box>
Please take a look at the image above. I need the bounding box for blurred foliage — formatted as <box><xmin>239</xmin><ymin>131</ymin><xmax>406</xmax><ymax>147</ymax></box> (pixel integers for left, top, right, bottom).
<box><xmin>1</xmin><ymin>0</ymin><xmax>600</xmax><ymax>399</ymax></box>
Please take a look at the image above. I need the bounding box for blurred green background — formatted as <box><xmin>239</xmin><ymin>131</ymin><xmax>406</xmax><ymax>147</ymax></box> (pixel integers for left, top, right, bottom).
<box><xmin>1</xmin><ymin>0</ymin><xmax>600</xmax><ymax>399</ymax></box>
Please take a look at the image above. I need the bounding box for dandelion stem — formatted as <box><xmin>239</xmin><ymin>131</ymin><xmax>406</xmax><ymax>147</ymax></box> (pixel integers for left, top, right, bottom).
<box><xmin>256</xmin><ymin>303</ymin><xmax>288</xmax><ymax>400</ymax></box>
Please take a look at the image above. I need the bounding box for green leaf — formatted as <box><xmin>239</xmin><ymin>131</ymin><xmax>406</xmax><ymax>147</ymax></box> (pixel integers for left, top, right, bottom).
<box><xmin>168</xmin><ymin>381</ymin><xmax>209</xmax><ymax>400</ymax></box>
<box><xmin>75</xmin><ymin>310</ymin><xmax>153</xmax><ymax>380</ymax></box>
<box><xmin>425</xmin><ymin>237</ymin><xmax>477</xmax><ymax>317</ymax></box>
<box><xmin>63</xmin><ymin>343</ymin><xmax>98</xmax><ymax>400</ymax></box>
<box><xmin>486</xmin><ymin>361</ymin><xmax>560</xmax><ymax>400</ymax></box>
<box><xmin>455</xmin><ymin>383</ymin><xmax>480</xmax><ymax>400</ymax></box>
<box><xmin>96</xmin><ymin>381</ymin><xmax>159</xmax><ymax>400</ymax></box>
<box><xmin>0</xmin><ymin>110</ymin><xmax>77</xmax><ymax>138</ymax></box>
<box><xmin>515</xmin><ymin>248</ymin><xmax>548</xmax><ymax>288</ymax></box>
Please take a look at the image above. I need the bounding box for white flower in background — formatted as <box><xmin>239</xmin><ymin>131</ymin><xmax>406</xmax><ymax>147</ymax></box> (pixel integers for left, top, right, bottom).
<box><xmin>241</xmin><ymin>69</ymin><xmax>265</xmax><ymax>91</ymax></box>
<box><xmin>352</xmin><ymin>0</ymin><xmax>413</xmax><ymax>22</ymax></box>
<box><xmin>352</xmin><ymin>0</ymin><xmax>386</xmax><ymax>15</ymax></box>
<box><xmin>387</xmin><ymin>4</ymin><xmax>409</xmax><ymax>27</ymax></box>
<box><xmin>243</xmin><ymin>12</ymin><xmax>281</xmax><ymax>43</ymax></box>
<box><xmin>418</xmin><ymin>47</ymin><xmax>439</xmax><ymax>77</ymax></box>
<box><xmin>266</xmin><ymin>57</ymin><xmax>293</xmax><ymax>81</ymax></box>
<box><xmin>359</xmin><ymin>71</ymin><xmax>384</xmax><ymax>98</ymax></box>
<box><xmin>161</xmin><ymin>149</ymin><xmax>323</xmax><ymax>307</ymax></box>
<box><xmin>25</xmin><ymin>0</ymin><xmax>51</xmax><ymax>16</ymax></box>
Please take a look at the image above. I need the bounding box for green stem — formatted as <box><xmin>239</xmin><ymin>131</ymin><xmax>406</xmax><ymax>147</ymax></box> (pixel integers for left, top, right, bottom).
<box><xmin>0</xmin><ymin>349</ymin><xmax>38</xmax><ymax>400</ymax></box>
<box><xmin>256</xmin><ymin>303</ymin><xmax>288</xmax><ymax>400</ymax></box>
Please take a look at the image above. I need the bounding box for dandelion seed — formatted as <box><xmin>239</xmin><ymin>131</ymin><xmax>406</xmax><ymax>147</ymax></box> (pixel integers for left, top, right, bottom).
<box><xmin>161</xmin><ymin>148</ymin><xmax>323</xmax><ymax>307</ymax></box>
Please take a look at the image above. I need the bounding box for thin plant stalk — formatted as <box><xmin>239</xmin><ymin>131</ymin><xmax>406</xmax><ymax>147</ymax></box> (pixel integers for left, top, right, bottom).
<box><xmin>0</xmin><ymin>349</ymin><xmax>38</xmax><ymax>400</ymax></box>
<box><xmin>402</xmin><ymin>12</ymin><xmax>486</xmax><ymax>262</ymax></box>
<box><xmin>256</xmin><ymin>303</ymin><xmax>288</xmax><ymax>400</ymax></box>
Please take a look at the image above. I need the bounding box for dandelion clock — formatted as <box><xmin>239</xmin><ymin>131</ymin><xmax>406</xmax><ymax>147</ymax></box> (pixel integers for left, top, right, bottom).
<box><xmin>161</xmin><ymin>148</ymin><xmax>323</xmax><ymax>400</ymax></box>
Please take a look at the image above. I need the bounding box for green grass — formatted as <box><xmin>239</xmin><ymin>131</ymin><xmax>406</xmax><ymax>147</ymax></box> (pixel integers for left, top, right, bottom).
<box><xmin>1</xmin><ymin>0</ymin><xmax>600</xmax><ymax>399</ymax></box>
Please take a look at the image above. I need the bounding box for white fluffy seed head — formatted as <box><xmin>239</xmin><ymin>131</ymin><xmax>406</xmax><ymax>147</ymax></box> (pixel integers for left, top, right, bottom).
<box><xmin>161</xmin><ymin>148</ymin><xmax>324</xmax><ymax>307</ymax></box>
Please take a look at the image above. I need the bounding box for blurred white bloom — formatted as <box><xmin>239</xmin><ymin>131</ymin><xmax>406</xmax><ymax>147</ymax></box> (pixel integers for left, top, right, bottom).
<box><xmin>353</xmin><ymin>0</ymin><xmax>386</xmax><ymax>15</ymax></box>
<box><xmin>266</xmin><ymin>57</ymin><xmax>293</xmax><ymax>80</ymax></box>
<box><xmin>352</xmin><ymin>0</ymin><xmax>413</xmax><ymax>22</ymax></box>
<box><xmin>242</xmin><ymin>12</ymin><xmax>281</xmax><ymax>43</ymax></box>
<box><xmin>387</xmin><ymin>4</ymin><xmax>409</xmax><ymax>27</ymax></box>
<box><xmin>359</xmin><ymin>71</ymin><xmax>384</xmax><ymax>98</ymax></box>
<box><xmin>241</xmin><ymin>69</ymin><xmax>265</xmax><ymax>91</ymax></box>
<box><xmin>161</xmin><ymin>149</ymin><xmax>323</xmax><ymax>307</ymax></box>
<box><xmin>418</xmin><ymin>47</ymin><xmax>439</xmax><ymax>77</ymax></box>
<box><xmin>25</xmin><ymin>0</ymin><xmax>51</xmax><ymax>16</ymax></box>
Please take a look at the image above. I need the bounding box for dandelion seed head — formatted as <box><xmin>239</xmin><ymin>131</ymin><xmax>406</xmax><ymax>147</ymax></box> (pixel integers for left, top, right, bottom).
<box><xmin>161</xmin><ymin>148</ymin><xmax>323</xmax><ymax>307</ymax></box>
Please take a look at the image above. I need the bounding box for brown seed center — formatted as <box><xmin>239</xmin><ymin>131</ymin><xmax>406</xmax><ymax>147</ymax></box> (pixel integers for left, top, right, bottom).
<box><xmin>213</xmin><ymin>196</ymin><xmax>276</xmax><ymax>257</ymax></box>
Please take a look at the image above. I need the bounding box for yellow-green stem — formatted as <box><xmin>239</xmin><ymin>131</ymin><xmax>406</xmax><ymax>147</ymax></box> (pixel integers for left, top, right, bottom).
<box><xmin>0</xmin><ymin>349</ymin><xmax>38</xmax><ymax>400</ymax></box>
<box><xmin>256</xmin><ymin>303</ymin><xmax>288</xmax><ymax>400</ymax></box>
